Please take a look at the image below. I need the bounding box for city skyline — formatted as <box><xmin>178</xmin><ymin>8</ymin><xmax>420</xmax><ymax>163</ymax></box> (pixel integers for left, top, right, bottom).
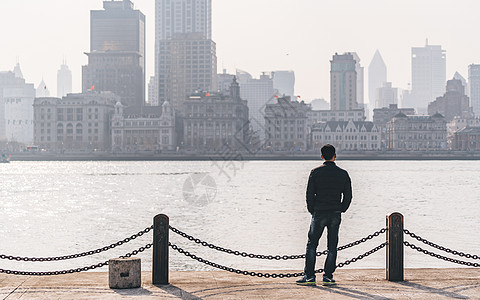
<box><xmin>1</xmin><ymin>0</ymin><xmax>480</xmax><ymax>102</ymax></box>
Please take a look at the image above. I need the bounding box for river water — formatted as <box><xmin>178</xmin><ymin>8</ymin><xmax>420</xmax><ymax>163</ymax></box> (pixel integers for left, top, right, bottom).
<box><xmin>1</xmin><ymin>160</ymin><xmax>479</xmax><ymax>273</ymax></box>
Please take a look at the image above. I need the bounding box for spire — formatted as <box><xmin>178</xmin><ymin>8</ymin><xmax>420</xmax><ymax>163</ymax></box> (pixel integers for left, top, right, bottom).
<box><xmin>13</xmin><ymin>62</ymin><xmax>23</xmax><ymax>79</ymax></box>
<box><xmin>230</xmin><ymin>76</ymin><xmax>241</xmax><ymax>101</ymax></box>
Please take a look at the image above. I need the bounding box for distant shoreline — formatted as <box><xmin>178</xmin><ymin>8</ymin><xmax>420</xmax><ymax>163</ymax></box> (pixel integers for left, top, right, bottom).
<box><xmin>8</xmin><ymin>152</ymin><xmax>480</xmax><ymax>161</ymax></box>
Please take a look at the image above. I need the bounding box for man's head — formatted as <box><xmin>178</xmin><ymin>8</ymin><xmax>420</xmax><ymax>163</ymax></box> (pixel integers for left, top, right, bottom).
<box><xmin>321</xmin><ymin>144</ymin><xmax>336</xmax><ymax>161</ymax></box>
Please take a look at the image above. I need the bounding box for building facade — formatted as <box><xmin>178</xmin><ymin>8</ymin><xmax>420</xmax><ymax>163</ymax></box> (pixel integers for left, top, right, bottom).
<box><xmin>237</xmin><ymin>71</ymin><xmax>275</xmax><ymax>140</ymax></box>
<box><xmin>307</xmin><ymin>109</ymin><xmax>365</xmax><ymax>128</ymax></box>
<box><xmin>157</xmin><ymin>33</ymin><xmax>217</xmax><ymax>110</ymax></box>
<box><xmin>310</xmin><ymin>121</ymin><xmax>381</xmax><ymax>152</ymax></box>
<box><xmin>272</xmin><ymin>70</ymin><xmax>295</xmax><ymax>99</ymax></box>
<box><xmin>111</xmin><ymin>101</ymin><xmax>176</xmax><ymax>152</ymax></box>
<box><xmin>468</xmin><ymin>64</ymin><xmax>480</xmax><ymax>117</ymax></box>
<box><xmin>351</xmin><ymin>52</ymin><xmax>364</xmax><ymax>106</ymax></box>
<box><xmin>376</xmin><ymin>82</ymin><xmax>398</xmax><ymax>109</ymax></box>
<box><xmin>330</xmin><ymin>53</ymin><xmax>358</xmax><ymax>110</ymax></box>
<box><xmin>83</xmin><ymin>0</ymin><xmax>145</xmax><ymax>108</ymax></box>
<box><xmin>427</xmin><ymin>78</ymin><xmax>472</xmax><ymax>122</ymax></box>
<box><xmin>264</xmin><ymin>96</ymin><xmax>309</xmax><ymax>151</ymax></box>
<box><xmin>181</xmin><ymin>78</ymin><xmax>249</xmax><ymax>151</ymax></box>
<box><xmin>411</xmin><ymin>41</ymin><xmax>446</xmax><ymax>113</ymax></box>
<box><xmin>33</xmin><ymin>92</ymin><xmax>118</xmax><ymax>152</ymax></box>
<box><xmin>57</xmin><ymin>62</ymin><xmax>72</xmax><ymax>98</ymax></box>
<box><xmin>0</xmin><ymin>67</ymin><xmax>35</xmax><ymax>144</ymax></box>
<box><xmin>453</xmin><ymin>127</ymin><xmax>480</xmax><ymax>151</ymax></box>
<box><xmin>386</xmin><ymin>112</ymin><xmax>447</xmax><ymax>151</ymax></box>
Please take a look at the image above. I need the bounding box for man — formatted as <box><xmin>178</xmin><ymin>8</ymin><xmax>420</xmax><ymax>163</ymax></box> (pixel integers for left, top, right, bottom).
<box><xmin>296</xmin><ymin>144</ymin><xmax>352</xmax><ymax>286</ymax></box>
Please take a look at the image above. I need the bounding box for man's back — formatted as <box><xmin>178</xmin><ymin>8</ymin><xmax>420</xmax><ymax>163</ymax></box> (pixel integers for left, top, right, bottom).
<box><xmin>306</xmin><ymin>161</ymin><xmax>352</xmax><ymax>213</ymax></box>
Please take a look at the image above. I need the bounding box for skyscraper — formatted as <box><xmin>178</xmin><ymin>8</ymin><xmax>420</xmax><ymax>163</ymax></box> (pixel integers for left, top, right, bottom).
<box><xmin>57</xmin><ymin>61</ymin><xmax>72</xmax><ymax>98</ymax></box>
<box><xmin>368</xmin><ymin>50</ymin><xmax>387</xmax><ymax>108</ymax></box>
<box><xmin>155</xmin><ymin>0</ymin><xmax>212</xmax><ymax>41</ymax></box>
<box><xmin>351</xmin><ymin>53</ymin><xmax>364</xmax><ymax>106</ymax></box>
<box><xmin>157</xmin><ymin>33</ymin><xmax>217</xmax><ymax>110</ymax></box>
<box><xmin>237</xmin><ymin>71</ymin><xmax>275</xmax><ymax>140</ymax></box>
<box><xmin>155</xmin><ymin>0</ymin><xmax>216</xmax><ymax>107</ymax></box>
<box><xmin>83</xmin><ymin>0</ymin><xmax>145</xmax><ymax>108</ymax></box>
<box><xmin>272</xmin><ymin>70</ymin><xmax>295</xmax><ymax>98</ymax></box>
<box><xmin>411</xmin><ymin>40</ymin><xmax>446</xmax><ymax>113</ymax></box>
<box><xmin>330</xmin><ymin>53</ymin><xmax>357</xmax><ymax>110</ymax></box>
<box><xmin>468</xmin><ymin>64</ymin><xmax>480</xmax><ymax>116</ymax></box>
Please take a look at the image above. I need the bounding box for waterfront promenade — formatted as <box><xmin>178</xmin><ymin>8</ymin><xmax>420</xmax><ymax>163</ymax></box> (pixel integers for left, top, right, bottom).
<box><xmin>1</xmin><ymin>268</ymin><xmax>479</xmax><ymax>299</ymax></box>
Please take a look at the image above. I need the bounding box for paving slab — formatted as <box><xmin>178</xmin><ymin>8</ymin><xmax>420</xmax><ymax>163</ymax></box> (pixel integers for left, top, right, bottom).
<box><xmin>1</xmin><ymin>269</ymin><xmax>479</xmax><ymax>299</ymax></box>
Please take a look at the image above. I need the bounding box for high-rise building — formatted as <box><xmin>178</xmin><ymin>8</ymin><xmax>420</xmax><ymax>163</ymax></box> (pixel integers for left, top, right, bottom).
<box><xmin>368</xmin><ymin>50</ymin><xmax>387</xmax><ymax>109</ymax></box>
<box><xmin>217</xmin><ymin>69</ymin><xmax>235</xmax><ymax>93</ymax></box>
<box><xmin>272</xmin><ymin>70</ymin><xmax>295</xmax><ymax>98</ymax></box>
<box><xmin>427</xmin><ymin>78</ymin><xmax>472</xmax><ymax>122</ymax></box>
<box><xmin>376</xmin><ymin>82</ymin><xmax>398</xmax><ymax>109</ymax></box>
<box><xmin>57</xmin><ymin>61</ymin><xmax>72</xmax><ymax>98</ymax></box>
<box><xmin>155</xmin><ymin>0</ymin><xmax>212</xmax><ymax>41</ymax></box>
<box><xmin>330</xmin><ymin>53</ymin><xmax>357</xmax><ymax>110</ymax></box>
<box><xmin>411</xmin><ymin>40</ymin><xmax>446</xmax><ymax>113</ymax></box>
<box><xmin>155</xmin><ymin>0</ymin><xmax>216</xmax><ymax>108</ymax></box>
<box><xmin>36</xmin><ymin>79</ymin><xmax>50</xmax><ymax>98</ymax></box>
<box><xmin>157</xmin><ymin>33</ymin><xmax>217</xmax><ymax>110</ymax></box>
<box><xmin>0</xmin><ymin>65</ymin><xmax>35</xmax><ymax>144</ymax></box>
<box><xmin>148</xmin><ymin>76</ymin><xmax>159</xmax><ymax>106</ymax></box>
<box><xmin>468</xmin><ymin>64</ymin><xmax>480</xmax><ymax>116</ymax></box>
<box><xmin>351</xmin><ymin>53</ymin><xmax>364</xmax><ymax>106</ymax></box>
<box><xmin>236</xmin><ymin>70</ymin><xmax>275</xmax><ymax>140</ymax></box>
<box><xmin>82</xmin><ymin>0</ymin><xmax>145</xmax><ymax>108</ymax></box>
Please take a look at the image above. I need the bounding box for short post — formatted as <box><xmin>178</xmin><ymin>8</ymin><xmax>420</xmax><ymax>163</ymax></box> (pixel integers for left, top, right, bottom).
<box><xmin>386</xmin><ymin>212</ymin><xmax>404</xmax><ymax>281</ymax></box>
<box><xmin>153</xmin><ymin>214</ymin><xmax>169</xmax><ymax>285</ymax></box>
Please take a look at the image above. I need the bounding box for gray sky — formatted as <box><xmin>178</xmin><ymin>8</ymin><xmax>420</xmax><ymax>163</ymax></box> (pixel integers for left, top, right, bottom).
<box><xmin>1</xmin><ymin>0</ymin><xmax>479</xmax><ymax>103</ymax></box>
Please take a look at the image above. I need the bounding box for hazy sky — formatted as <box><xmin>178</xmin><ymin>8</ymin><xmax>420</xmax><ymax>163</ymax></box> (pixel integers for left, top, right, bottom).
<box><xmin>1</xmin><ymin>0</ymin><xmax>480</xmax><ymax>103</ymax></box>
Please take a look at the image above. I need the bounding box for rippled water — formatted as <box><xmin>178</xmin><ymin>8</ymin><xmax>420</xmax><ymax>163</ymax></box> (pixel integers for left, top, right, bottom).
<box><xmin>1</xmin><ymin>160</ymin><xmax>479</xmax><ymax>272</ymax></box>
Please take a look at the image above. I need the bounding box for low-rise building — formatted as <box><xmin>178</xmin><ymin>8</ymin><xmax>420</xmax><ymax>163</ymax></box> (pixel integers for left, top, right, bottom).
<box><xmin>307</xmin><ymin>109</ymin><xmax>365</xmax><ymax>128</ymax></box>
<box><xmin>111</xmin><ymin>101</ymin><xmax>176</xmax><ymax>152</ymax></box>
<box><xmin>453</xmin><ymin>127</ymin><xmax>480</xmax><ymax>151</ymax></box>
<box><xmin>446</xmin><ymin>117</ymin><xmax>480</xmax><ymax>149</ymax></box>
<box><xmin>181</xmin><ymin>77</ymin><xmax>249</xmax><ymax>151</ymax></box>
<box><xmin>310</xmin><ymin>121</ymin><xmax>381</xmax><ymax>151</ymax></box>
<box><xmin>373</xmin><ymin>104</ymin><xmax>416</xmax><ymax>148</ymax></box>
<box><xmin>33</xmin><ymin>92</ymin><xmax>118</xmax><ymax>152</ymax></box>
<box><xmin>386</xmin><ymin>113</ymin><xmax>447</xmax><ymax>151</ymax></box>
<box><xmin>265</xmin><ymin>96</ymin><xmax>309</xmax><ymax>151</ymax></box>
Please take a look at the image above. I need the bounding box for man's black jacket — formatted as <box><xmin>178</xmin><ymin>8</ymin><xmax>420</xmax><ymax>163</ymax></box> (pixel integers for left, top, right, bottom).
<box><xmin>306</xmin><ymin>161</ymin><xmax>352</xmax><ymax>213</ymax></box>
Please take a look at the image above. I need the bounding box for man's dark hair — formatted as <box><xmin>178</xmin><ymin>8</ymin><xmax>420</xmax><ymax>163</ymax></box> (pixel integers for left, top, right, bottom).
<box><xmin>321</xmin><ymin>144</ymin><xmax>336</xmax><ymax>160</ymax></box>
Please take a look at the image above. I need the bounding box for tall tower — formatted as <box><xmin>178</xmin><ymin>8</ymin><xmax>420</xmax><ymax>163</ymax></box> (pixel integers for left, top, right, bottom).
<box><xmin>82</xmin><ymin>0</ymin><xmax>145</xmax><ymax>108</ymax></box>
<box><xmin>272</xmin><ymin>70</ymin><xmax>295</xmax><ymax>98</ymax></box>
<box><xmin>57</xmin><ymin>61</ymin><xmax>72</xmax><ymax>97</ymax></box>
<box><xmin>155</xmin><ymin>0</ymin><xmax>215</xmax><ymax>108</ymax></box>
<box><xmin>351</xmin><ymin>53</ymin><xmax>364</xmax><ymax>106</ymax></box>
<box><xmin>468</xmin><ymin>64</ymin><xmax>480</xmax><ymax>116</ymax></box>
<box><xmin>368</xmin><ymin>50</ymin><xmax>387</xmax><ymax>108</ymax></box>
<box><xmin>330</xmin><ymin>53</ymin><xmax>357</xmax><ymax>110</ymax></box>
<box><xmin>411</xmin><ymin>40</ymin><xmax>446</xmax><ymax>113</ymax></box>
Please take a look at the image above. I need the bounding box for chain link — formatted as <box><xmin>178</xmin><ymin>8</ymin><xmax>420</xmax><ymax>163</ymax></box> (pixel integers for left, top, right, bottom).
<box><xmin>0</xmin><ymin>226</ymin><xmax>153</xmax><ymax>262</ymax></box>
<box><xmin>0</xmin><ymin>243</ymin><xmax>153</xmax><ymax>276</ymax></box>
<box><xmin>403</xmin><ymin>229</ymin><xmax>479</xmax><ymax>260</ymax></box>
<box><xmin>169</xmin><ymin>225</ymin><xmax>386</xmax><ymax>260</ymax></box>
<box><xmin>169</xmin><ymin>242</ymin><xmax>386</xmax><ymax>278</ymax></box>
<box><xmin>404</xmin><ymin>241</ymin><xmax>480</xmax><ymax>267</ymax></box>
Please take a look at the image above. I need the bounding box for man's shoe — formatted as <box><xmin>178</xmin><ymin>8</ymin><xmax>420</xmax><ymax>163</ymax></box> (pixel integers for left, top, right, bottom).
<box><xmin>322</xmin><ymin>276</ymin><xmax>336</xmax><ymax>286</ymax></box>
<box><xmin>296</xmin><ymin>275</ymin><xmax>316</xmax><ymax>286</ymax></box>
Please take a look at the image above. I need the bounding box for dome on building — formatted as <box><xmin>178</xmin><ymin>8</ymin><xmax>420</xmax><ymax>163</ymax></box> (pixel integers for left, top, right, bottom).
<box><xmin>393</xmin><ymin>112</ymin><xmax>407</xmax><ymax>118</ymax></box>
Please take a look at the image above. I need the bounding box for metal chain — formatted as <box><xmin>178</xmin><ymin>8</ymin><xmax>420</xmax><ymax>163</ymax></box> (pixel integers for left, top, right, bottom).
<box><xmin>169</xmin><ymin>242</ymin><xmax>386</xmax><ymax>278</ymax></box>
<box><xmin>404</xmin><ymin>241</ymin><xmax>480</xmax><ymax>267</ymax></box>
<box><xmin>169</xmin><ymin>225</ymin><xmax>386</xmax><ymax>260</ymax></box>
<box><xmin>0</xmin><ymin>226</ymin><xmax>153</xmax><ymax>262</ymax></box>
<box><xmin>0</xmin><ymin>243</ymin><xmax>152</xmax><ymax>276</ymax></box>
<box><xmin>404</xmin><ymin>229</ymin><xmax>480</xmax><ymax>260</ymax></box>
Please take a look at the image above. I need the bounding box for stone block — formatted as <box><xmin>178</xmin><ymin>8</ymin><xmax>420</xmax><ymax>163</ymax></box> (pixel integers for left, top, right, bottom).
<box><xmin>109</xmin><ymin>257</ymin><xmax>141</xmax><ymax>289</ymax></box>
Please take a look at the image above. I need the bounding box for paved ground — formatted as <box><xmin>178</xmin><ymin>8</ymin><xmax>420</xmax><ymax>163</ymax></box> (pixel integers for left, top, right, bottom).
<box><xmin>1</xmin><ymin>269</ymin><xmax>479</xmax><ymax>299</ymax></box>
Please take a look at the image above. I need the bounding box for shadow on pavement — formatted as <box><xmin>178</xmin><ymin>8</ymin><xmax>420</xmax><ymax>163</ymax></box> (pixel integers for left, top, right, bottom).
<box><xmin>112</xmin><ymin>287</ymin><xmax>154</xmax><ymax>296</ymax></box>
<box><xmin>396</xmin><ymin>281</ymin><xmax>469</xmax><ymax>299</ymax></box>
<box><xmin>315</xmin><ymin>285</ymin><xmax>393</xmax><ymax>300</ymax></box>
<box><xmin>158</xmin><ymin>284</ymin><xmax>203</xmax><ymax>300</ymax></box>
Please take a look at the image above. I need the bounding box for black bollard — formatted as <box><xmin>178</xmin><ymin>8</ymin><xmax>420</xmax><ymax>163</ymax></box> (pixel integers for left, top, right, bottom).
<box><xmin>386</xmin><ymin>212</ymin><xmax>404</xmax><ymax>281</ymax></box>
<box><xmin>153</xmin><ymin>214</ymin><xmax>169</xmax><ymax>285</ymax></box>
